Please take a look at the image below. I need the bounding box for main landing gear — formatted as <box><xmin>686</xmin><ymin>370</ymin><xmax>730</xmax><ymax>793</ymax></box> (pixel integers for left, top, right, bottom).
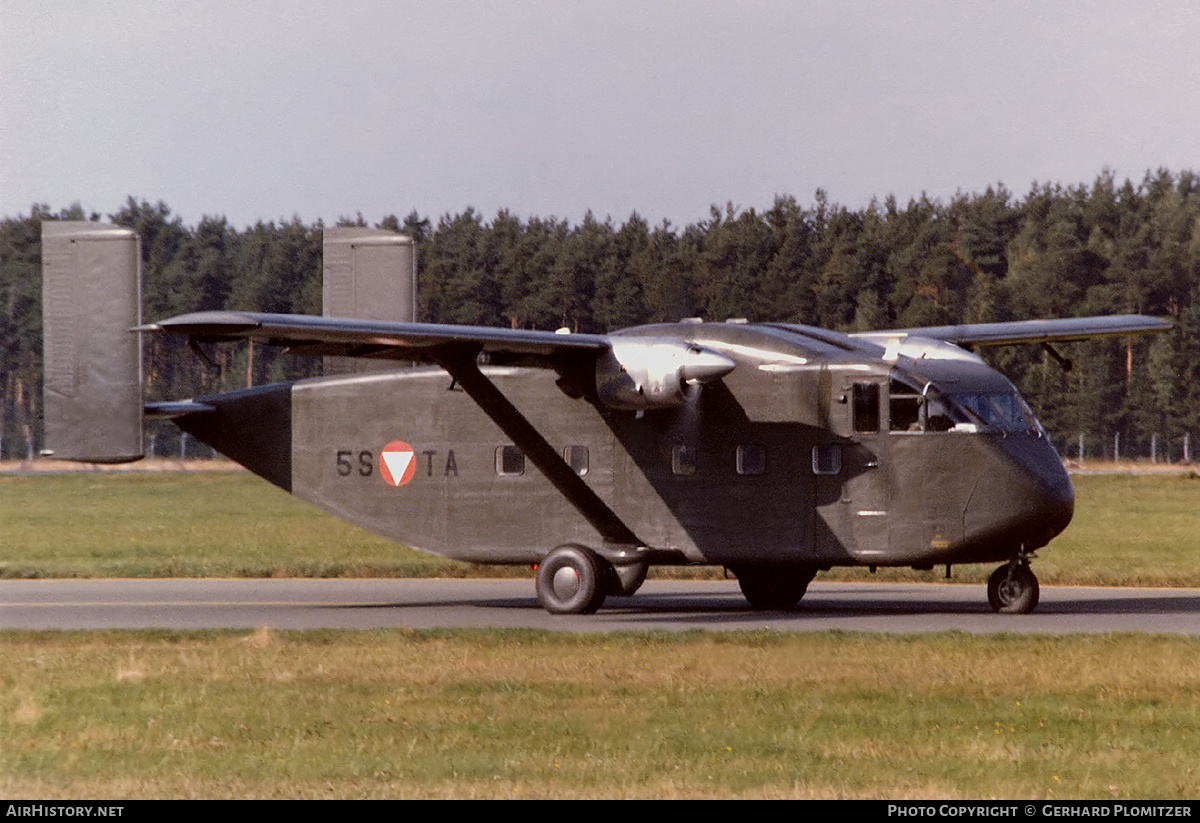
<box><xmin>534</xmin><ymin>544</ymin><xmax>648</xmax><ymax>615</ymax></box>
<box><xmin>731</xmin><ymin>565</ymin><xmax>818</xmax><ymax>611</ymax></box>
<box><xmin>987</xmin><ymin>557</ymin><xmax>1040</xmax><ymax>615</ymax></box>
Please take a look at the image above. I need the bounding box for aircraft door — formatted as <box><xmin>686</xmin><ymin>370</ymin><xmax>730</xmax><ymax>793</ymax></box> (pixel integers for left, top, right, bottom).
<box><xmin>887</xmin><ymin>377</ymin><xmax>968</xmax><ymax>559</ymax></box>
<box><xmin>814</xmin><ymin>370</ymin><xmax>890</xmax><ymax>561</ymax></box>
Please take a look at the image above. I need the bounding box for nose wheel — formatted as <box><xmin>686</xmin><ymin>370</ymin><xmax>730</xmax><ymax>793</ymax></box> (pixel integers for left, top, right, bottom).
<box><xmin>987</xmin><ymin>562</ymin><xmax>1039</xmax><ymax>614</ymax></box>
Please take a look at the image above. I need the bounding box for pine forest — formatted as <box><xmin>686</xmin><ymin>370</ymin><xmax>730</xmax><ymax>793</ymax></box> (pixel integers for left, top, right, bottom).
<box><xmin>3</xmin><ymin>169</ymin><xmax>1200</xmax><ymax>463</ymax></box>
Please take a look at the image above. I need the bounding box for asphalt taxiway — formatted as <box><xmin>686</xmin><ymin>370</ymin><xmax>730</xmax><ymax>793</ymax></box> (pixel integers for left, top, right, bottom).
<box><xmin>2</xmin><ymin>578</ymin><xmax>1199</xmax><ymax>634</ymax></box>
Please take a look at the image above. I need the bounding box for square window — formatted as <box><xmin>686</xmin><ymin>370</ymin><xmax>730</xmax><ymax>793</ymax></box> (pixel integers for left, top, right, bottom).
<box><xmin>671</xmin><ymin>444</ymin><xmax>697</xmax><ymax>476</ymax></box>
<box><xmin>495</xmin><ymin>445</ymin><xmax>525</xmax><ymax>476</ymax></box>
<box><xmin>812</xmin><ymin>443</ymin><xmax>842</xmax><ymax>475</ymax></box>
<box><xmin>564</xmin><ymin>445</ymin><xmax>589</xmax><ymax>476</ymax></box>
<box><xmin>736</xmin><ymin>444</ymin><xmax>766</xmax><ymax>475</ymax></box>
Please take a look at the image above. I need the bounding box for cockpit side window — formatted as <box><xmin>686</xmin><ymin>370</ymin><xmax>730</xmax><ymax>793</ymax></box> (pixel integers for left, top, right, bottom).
<box><xmin>924</xmin><ymin>392</ymin><xmax>960</xmax><ymax>432</ymax></box>
<box><xmin>887</xmin><ymin>376</ymin><xmax>968</xmax><ymax>433</ymax></box>
<box><xmin>889</xmin><ymin>378</ymin><xmax>922</xmax><ymax>432</ymax></box>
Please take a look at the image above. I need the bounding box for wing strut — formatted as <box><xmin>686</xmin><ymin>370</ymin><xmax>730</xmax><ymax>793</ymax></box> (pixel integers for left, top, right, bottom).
<box><xmin>435</xmin><ymin>351</ymin><xmax>644</xmax><ymax>550</ymax></box>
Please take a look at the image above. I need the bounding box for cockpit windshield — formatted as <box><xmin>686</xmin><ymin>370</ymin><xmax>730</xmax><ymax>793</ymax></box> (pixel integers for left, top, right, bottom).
<box><xmin>950</xmin><ymin>391</ymin><xmax>1040</xmax><ymax>434</ymax></box>
<box><xmin>889</xmin><ymin>375</ymin><xmax>1043</xmax><ymax>435</ymax></box>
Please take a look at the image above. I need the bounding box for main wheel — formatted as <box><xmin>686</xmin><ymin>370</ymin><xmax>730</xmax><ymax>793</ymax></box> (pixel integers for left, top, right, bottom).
<box><xmin>536</xmin><ymin>545</ymin><xmax>608</xmax><ymax>615</ymax></box>
<box><xmin>987</xmin><ymin>563</ymin><xmax>1039</xmax><ymax>614</ymax></box>
<box><xmin>734</xmin><ymin>565</ymin><xmax>816</xmax><ymax>611</ymax></box>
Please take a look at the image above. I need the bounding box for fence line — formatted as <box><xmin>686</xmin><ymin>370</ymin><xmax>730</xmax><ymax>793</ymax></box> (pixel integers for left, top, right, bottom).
<box><xmin>1064</xmin><ymin>431</ymin><xmax>1194</xmax><ymax>463</ymax></box>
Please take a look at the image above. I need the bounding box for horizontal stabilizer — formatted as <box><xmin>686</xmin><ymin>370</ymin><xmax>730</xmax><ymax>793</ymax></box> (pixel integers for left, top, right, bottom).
<box><xmin>144</xmin><ymin>400</ymin><xmax>217</xmax><ymax>419</ymax></box>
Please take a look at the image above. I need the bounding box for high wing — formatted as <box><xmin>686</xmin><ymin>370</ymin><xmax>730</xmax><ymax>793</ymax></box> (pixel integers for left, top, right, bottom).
<box><xmin>144</xmin><ymin>310</ymin><xmax>612</xmax><ymax>368</ymax></box>
<box><xmin>151</xmin><ymin>310</ymin><xmax>1174</xmax><ymax>360</ymax></box>
<box><xmin>853</xmin><ymin>314</ymin><xmax>1172</xmax><ymax>349</ymax></box>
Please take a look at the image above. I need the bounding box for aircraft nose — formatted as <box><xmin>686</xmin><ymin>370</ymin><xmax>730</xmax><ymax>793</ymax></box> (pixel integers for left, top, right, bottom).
<box><xmin>1034</xmin><ymin>457</ymin><xmax>1075</xmax><ymax>538</ymax></box>
<box><xmin>965</xmin><ymin>435</ymin><xmax>1074</xmax><ymax>552</ymax></box>
<box><xmin>1006</xmin><ymin>436</ymin><xmax>1074</xmax><ymax>545</ymax></box>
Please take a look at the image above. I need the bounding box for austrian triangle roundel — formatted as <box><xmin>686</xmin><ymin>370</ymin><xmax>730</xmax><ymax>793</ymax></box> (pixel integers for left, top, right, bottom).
<box><xmin>379</xmin><ymin>441</ymin><xmax>417</xmax><ymax>487</ymax></box>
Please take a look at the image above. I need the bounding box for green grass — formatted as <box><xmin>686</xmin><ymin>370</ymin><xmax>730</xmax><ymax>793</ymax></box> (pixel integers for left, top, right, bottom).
<box><xmin>3</xmin><ymin>469</ymin><xmax>1200</xmax><ymax>585</ymax></box>
<box><xmin>1</xmin><ymin>630</ymin><xmax>1198</xmax><ymax>799</ymax></box>
<box><xmin>0</xmin><ymin>471</ymin><xmax>479</xmax><ymax>579</ymax></box>
<box><xmin>1043</xmin><ymin>473</ymin><xmax>1200</xmax><ymax>586</ymax></box>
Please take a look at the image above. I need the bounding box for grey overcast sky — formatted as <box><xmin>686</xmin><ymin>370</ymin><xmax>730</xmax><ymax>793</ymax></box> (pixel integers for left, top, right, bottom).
<box><xmin>3</xmin><ymin>1</ymin><xmax>1199</xmax><ymax>229</ymax></box>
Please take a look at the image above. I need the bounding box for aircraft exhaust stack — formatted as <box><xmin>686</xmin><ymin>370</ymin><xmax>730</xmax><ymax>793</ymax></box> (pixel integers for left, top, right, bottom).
<box><xmin>40</xmin><ymin>221</ymin><xmax>143</xmax><ymax>463</ymax></box>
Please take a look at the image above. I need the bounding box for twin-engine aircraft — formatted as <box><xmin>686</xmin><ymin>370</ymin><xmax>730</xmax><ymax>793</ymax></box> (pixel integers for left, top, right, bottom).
<box><xmin>41</xmin><ymin>222</ymin><xmax>1171</xmax><ymax>615</ymax></box>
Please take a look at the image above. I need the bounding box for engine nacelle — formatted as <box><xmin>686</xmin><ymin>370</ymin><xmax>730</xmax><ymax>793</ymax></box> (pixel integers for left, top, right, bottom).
<box><xmin>595</xmin><ymin>338</ymin><xmax>736</xmax><ymax>410</ymax></box>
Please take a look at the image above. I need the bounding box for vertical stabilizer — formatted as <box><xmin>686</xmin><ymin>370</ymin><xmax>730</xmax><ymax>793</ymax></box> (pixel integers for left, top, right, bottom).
<box><xmin>41</xmin><ymin>221</ymin><xmax>143</xmax><ymax>462</ymax></box>
<box><xmin>322</xmin><ymin>227</ymin><xmax>415</xmax><ymax>374</ymax></box>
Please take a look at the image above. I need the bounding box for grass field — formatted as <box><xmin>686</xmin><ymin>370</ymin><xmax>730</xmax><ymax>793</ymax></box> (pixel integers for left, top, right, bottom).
<box><xmin>0</xmin><ymin>469</ymin><xmax>466</xmax><ymax>579</ymax></box>
<box><xmin>2</xmin><ymin>466</ymin><xmax>1200</xmax><ymax>799</ymax></box>
<box><xmin>2</xmin><ymin>466</ymin><xmax>1200</xmax><ymax>586</ymax></box>
<box><xmin>1</xmin><ymin>631</ymin><xmax>1198</xmax><ymax>799</ymax></box>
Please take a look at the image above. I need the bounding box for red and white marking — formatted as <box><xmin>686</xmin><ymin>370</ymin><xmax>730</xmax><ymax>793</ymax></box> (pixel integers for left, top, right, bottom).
<box><xmin>379</xmin><ymin>441</ymin><xmax>417</xmax><ymax>487</ymax></box>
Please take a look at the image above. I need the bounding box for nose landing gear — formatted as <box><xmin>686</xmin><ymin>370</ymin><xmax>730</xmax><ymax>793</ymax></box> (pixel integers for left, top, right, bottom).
<box><xmin>987</xmin><ymin>554</ymin><xmax>1040</xmax><ymax>614</ymax></box>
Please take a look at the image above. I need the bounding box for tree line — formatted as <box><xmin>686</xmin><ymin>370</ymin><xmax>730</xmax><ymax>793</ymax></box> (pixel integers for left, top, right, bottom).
<box><xmin>3</xmin><ymin>169</ymin><xmax>1200</xmax><ymax>460</ymax></box>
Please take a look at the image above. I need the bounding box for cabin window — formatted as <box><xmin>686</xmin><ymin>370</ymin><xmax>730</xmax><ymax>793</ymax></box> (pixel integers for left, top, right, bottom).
<box><xmin>564</xmin><ymin>445</ymin><xmax>589</xmax><ymax>476</ymax></box>
<box><xmin>736</xmin><ymin>444</ymin><xmax>766</xmax><ymax>476</ymax></box>
<box><xmin>852</xmin><ymin>382</ymin><xmax>880</xmax><ymax>433</ymax></box>
<box><xmin>671</xmin><ymin>444</ymin><xmax>697</xmax><ymax>476</ymax></box>
<box><xmin>812</xmin><ymin>443</ymin><xmax>842</xmax><ymax>475</ymax></box>
<box><xmin>495</xmin><ymin>445</ymin><xmax>525</xmax><ymax>476</ymax></box>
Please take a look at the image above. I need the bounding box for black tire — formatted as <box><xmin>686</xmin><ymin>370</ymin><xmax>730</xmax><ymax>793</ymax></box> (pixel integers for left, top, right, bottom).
<box><xmin>734</xmin><ymin>565</ymin><xmax>816</xmax><ymax>611</ymax></box>
<box><xmin>987</xmin><ymin>564</ymin><xmax>1039</xmax><ymax>614</ymax></box>
<box><xmin>536</xmin><ymin>544</ymin><xmax>608</xmax><ymax>615</ymax></box>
